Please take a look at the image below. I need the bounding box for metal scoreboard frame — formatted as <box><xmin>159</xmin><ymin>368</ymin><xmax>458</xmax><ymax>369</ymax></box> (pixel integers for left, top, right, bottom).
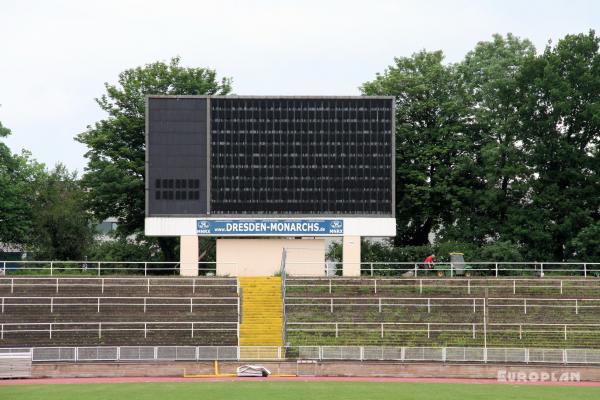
<box><xmin>144</xmin><ymin>95</ymin><xmax>396</xmax><ymax>238</ymax></box>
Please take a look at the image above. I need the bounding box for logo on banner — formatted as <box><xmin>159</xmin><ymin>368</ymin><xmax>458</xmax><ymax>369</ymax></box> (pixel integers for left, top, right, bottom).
<box><xmin>196</xmin><ymin>219</ymin><xmax>344</xmax><ymax>235</ymax></box>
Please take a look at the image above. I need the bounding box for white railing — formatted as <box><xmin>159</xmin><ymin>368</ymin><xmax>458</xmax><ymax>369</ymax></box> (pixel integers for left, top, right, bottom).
<box><xmin>2</xmin><ymin>260</ymin><xmax>600</xmax><ymax>277</ymax></box>
<box><xmin>287</xmin><ymin>277</ymin><xmax>600</xmax><ymax>295</ymax></box>
<box><xmin>286</xmin><ymin>296</ymin><xmax>600</xmax><ymax>314</ymax></box>
<box><xmin>0</xmin><ymin>261</ymin><xmax>238</xmax><ymax>276</ymax></box>
<box><xmin>288</xmin><ymin>321</ymin><xmax>483</xmax><ymax>339</ymax></box>
<box><xmin>285</xmin><ymin>261</ymin><xmax>600</xmax><ymax>277</ymax></box>
<box><xmin>1</xmin><ymin>345</ymin><xmax>599</xmax><ymax>364</ymax></box>
<box><xmin>0</xmin><ymin>321</ymin><xmax>238</xmax><ymax>340</ymax></box>
<box><xmin>0</xmin><ymin>277</ymin><xmax>238</xmax><ymax>294</ymax></box>
<box><xmin>0</xmin><ymin>296</ymin><xmax>239</xmax><ymax>313</ymax></box>
<box><xmin>287</xmin><ymin>321</ymin><xmax>600</xmax><ymax>341</ymax></box>
<box><xmin>286</xmin><ymin>297</ymin><xmax>484</xmax><ymax>313</ymax></box>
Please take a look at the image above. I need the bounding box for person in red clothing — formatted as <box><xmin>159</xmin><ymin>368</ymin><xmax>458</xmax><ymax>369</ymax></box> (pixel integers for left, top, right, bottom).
<box><xmin>423</xmin><ymin>254</ymin><xmax>435</xmax><ymax>270</ymax></box>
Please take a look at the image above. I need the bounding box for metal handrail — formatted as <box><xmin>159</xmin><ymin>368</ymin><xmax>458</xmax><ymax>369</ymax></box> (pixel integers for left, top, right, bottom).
<box><xmin>283</xmin><ymin>261</ymin><xmax>600</xmax><ymax>278</ymax></box>
<box><xmin>0</xmin><ymin>321</ymin><xmax>239</xmax><ymax>340</ymax></box>
<box><xmin>280</xmin><ymin>249</ymin><xmax>288</xmax><ymax>346</ymax></box>
<box><xmin>0</xmin><ymin>261</ymin><xmax>239</xmax><ymax>276</ymax></box>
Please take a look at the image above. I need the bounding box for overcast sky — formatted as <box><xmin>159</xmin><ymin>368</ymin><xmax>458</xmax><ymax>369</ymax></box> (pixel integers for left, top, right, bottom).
<box><xmin>1</xmin><ymin>0</ymin><xmax>599</xmax><ymax>172</ymax></box>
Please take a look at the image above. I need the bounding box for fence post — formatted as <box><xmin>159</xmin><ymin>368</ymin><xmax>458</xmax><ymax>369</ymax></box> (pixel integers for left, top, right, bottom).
<box><xmin>560</xmin><ymin>280</ymin><xmax>563</xmax><ymax>295</ymax></box>
<box><xmin>495</xmin><ymin>263</ymin><xmax>498</xmax><ymax>277</ymax></box>
<box><xmin>49</xmin><ymin>323</ymin><xmax>52</xmax><ymax>339</ymax></box>
<box><xmin>468</xmin><ymin>280</ymin><xmax>471</xmax><ymax>295</ymax></box>
<box><xmin>50</xmin><ymin>297</ymin><xmax>53</xmax><ymax>313</ymax></box>
<box><xmin>191</xmin><ymin>322</ymin><xmax>194</xmax><ymax>338</ymax></box>
<box><xmin>524</xmin><ymin>299</ymin><xmax>527</xmax><ymax>314</ymax></box>
<box><xmin>328</xmin><ymin>279</ymin><xmax>332</xmax><ymax>294</ymax></box>
<box><xmin>575</xmin><ymin>299</ymin><xmax>578</xmax><ymax>315</ymax></box>
<box><xmin>99</xmin><ymin>322</ymin><xmax>101</xmax><ymax>338</ymax></box>
<box><xmin>374</xmin><ymin>279</ymin><xmax>377</xmax><ymax>294</ymax></box>
<box><xmin>378</xmin><ymin>298</ymin><xmax>382</xmax><ymax>313</ymax></box>
<box><xmin>97</xmin><ymin>262</ymin><xmax>101</xmax><ymax>276</ymax></box>
<box><xmin>190</xmin><ymin>298</ymin><xmax>193</xmax><ymax>313</ymax></box>
<box><xmin>427</xmin><ymin>298</ymin><xmax>431</xmax><ymax>313</ymax></box>
<box><xmin>380</xmin><ymin>323</ymin><xmax>384</xmax><ymax>338</ymax></box>
<box><xmin>540</xmin><ymin>263</ymin><xmax>544</xmax><ymax>277</ymax></box>
<box><xmin>330</xmin><ymin>298</ymin><xmax>333</xmax><ymax>313</ymax></box>
<box><xmin>584</xmin><ymin>263</ymin><xmax>587</xmax><ymax>278</ymax></box>
<box><xmin>50</xmin><ymin>261</ymin><xmax>53</xmax><ymax>276</ymax></box>
<box><xmin>414</xmin><ymin>264</ymin><xmax>418</xmax><ymax>277</ymax></box>
<box><xmin>335</xmin><ymin>323</ymin><xmax>338</xmax><ymax>338</ymax></box>
<box><xmin>370</xmin><ymin>263</ymin><xmax>374</xmax><ymax>277</ymax></box>
<box><xmin>144</xmin><ymin>323</ymin><xmax>147</xmax><ymax>338</ymax></box>
<box><xmin>97</xmin><ymin>298</ymin><xmax>100</xmax><ymax>313</ymax></box>
<box><xmin>427</xmin><ymin>323</ymin><xmax>430</xmax><ymax>339</ymax></box>
<box><xmin>519</xmin><ymin>325</ymin><xmax>522</xmax><ymax>340</ymax></box>
<box><xmin>450</xmin><ymin>263</ymin><xmax>454</xmax><ymax>278</ymax></box>
<box><xmin>564</xmin><ymin>325</ymin><xmax>567</xmax><ymax>341</ymax></box>
<box><xmin>144</xmin><ymin>263</ymin><xmax>148</xmax><ymax>277</ymax></box>
<box><xmin>442</xmin><ymin>347</ymin><xmax>446</xmax><ymax>362</ymax></box>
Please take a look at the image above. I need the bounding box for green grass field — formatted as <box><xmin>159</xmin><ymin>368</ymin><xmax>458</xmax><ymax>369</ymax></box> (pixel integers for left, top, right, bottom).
<box><xmin>1</xmin><ymin>381</ymin><xmax>598</xmax><ymax>400</ymax></box>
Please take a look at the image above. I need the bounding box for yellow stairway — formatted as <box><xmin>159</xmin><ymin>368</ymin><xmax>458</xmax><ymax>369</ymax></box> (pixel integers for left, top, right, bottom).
<box><xmin>238</xmin><ymin>277</ymin><xmax>283</xmax><ymax>359</ymax></box>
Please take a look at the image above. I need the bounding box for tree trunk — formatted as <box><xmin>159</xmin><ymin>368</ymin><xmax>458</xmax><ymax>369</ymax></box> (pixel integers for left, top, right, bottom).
<box><xmin>157</xmin><ymin>236</ymin><xmax>179</xmax><ymax>261</ymax></box>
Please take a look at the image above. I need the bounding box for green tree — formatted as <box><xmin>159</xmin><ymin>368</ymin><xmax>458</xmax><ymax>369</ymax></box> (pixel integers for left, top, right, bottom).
<box><xmin>0</xmin><ymin>121</ymin><xmax>45</xmax><ymax>246</ymax></box>
<box><xmin>28</xmin><ymin>164</ymin><xmax>95</xmax><ymax>260</ymax></box>
<box><xmin>516</xmin><ymin>31</ymin><xmax>600</xmax><ymax>260</ymax></box>
<box><xmin>361</xmin><ymin>51</ymin><xmax>473</xmax><ymax>246</ymax></box>
<box><xmin>569</xmin><ymin>222</ymin><xmax>600</xmax><ymax>262</ymax></box>
<box><xmin>76</xmin><ymin>58</ymin><xmax>232</xmax><ymax>260</ymax></box>
<box><xmin>446</xmin><ymin>34</ymin><xmax>535</xmax><ymax>243</ymax></box>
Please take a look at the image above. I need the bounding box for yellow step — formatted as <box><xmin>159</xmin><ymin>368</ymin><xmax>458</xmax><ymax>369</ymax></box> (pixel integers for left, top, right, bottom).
<box><xmin>238</xmin><ymin>276</ymin><xmax>283</xmax><ymax>347</ymax></box>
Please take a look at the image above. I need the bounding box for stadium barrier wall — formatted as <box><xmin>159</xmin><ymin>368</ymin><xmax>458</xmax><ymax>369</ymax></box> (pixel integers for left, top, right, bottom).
<box><xmin>1</xmin><ymin>346</ymin><xmax>599</xmax><ymax>365</ymax></box>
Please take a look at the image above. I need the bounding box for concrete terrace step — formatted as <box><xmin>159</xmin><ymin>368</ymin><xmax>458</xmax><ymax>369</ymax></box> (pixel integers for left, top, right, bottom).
<box><xmin>238</xmin><ymin>277</ymin><xmax>284</xmax><ymax>347</ymax></box>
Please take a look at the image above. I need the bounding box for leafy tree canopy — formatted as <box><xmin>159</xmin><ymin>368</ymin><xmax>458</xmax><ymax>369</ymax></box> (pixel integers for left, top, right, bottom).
<box><xmin>76</xmin><ymin>57</ymin><xmax>232</xmax><ymax>260</ymax></box>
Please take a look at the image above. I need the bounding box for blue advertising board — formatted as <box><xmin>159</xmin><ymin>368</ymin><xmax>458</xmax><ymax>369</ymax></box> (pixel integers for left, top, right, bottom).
<box><xmin>196</xmin><ymin>219</ymin><xmax>344</xmax><ymax>235</ymax></box>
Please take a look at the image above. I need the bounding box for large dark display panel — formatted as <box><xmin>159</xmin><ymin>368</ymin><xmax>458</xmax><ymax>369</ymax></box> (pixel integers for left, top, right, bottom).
<box><xmin>146</xmin><ymin>96</ymin><xmax>394</xmax><ymax>217</ymax></box>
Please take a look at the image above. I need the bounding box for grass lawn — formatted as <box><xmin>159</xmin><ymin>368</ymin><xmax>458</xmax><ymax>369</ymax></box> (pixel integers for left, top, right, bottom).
<box><xmin>0</xmin><ymin>381</ymin><xmax>599</xmax><ymax>400</ymax></box>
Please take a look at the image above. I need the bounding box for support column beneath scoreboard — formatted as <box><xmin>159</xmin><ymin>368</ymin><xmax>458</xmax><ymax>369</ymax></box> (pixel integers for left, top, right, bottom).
<box><xmin>342</xmin><ymin>235</ymin><xmax>361</xmax><ymax>276</ymax></box>
<box><xmin>180</xmin><ymin>235</ymin><xmax>199</xmax><ymax>277</ymax></box>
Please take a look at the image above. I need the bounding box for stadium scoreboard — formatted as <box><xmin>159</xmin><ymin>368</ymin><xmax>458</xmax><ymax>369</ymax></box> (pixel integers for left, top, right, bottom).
<box><xmin>145</xmin><ymin>96</ymin><xmax>395</xmax><ymax>237</ymax></box>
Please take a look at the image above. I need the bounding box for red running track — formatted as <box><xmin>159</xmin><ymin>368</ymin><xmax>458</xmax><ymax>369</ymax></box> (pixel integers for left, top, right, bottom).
<box><xmin>1</xmin><ymin>376</ymin><xmax>599</xmax><ymax>386</ymax></box>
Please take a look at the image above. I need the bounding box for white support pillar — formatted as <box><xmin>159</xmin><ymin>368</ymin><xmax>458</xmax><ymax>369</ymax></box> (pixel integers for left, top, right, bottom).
<box><xmin>180</xmin><ymin>235</ymin><xmax>199</xmax><ymax>277</ymax></box>
<box><xmin>342</xmin><ymin>235</ymin><xmax>361</xmax><ymax>277</ymax></box>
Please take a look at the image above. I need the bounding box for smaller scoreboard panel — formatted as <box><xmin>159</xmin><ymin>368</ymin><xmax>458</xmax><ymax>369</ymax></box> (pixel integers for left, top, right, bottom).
<box><xmin>146</xmin><ymin>96</ymin><xmax>394</xmax><ymax>217</ymax></box>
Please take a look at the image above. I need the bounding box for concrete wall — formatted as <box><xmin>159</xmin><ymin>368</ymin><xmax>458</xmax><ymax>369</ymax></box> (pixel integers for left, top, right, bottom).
<box><xmin>32</xmin><ymin>361</ymin><xmax>600</xmax><ymax>381</ymax></box>
<box><xmin>216</xmin><ymin>238</ymin><xmax>325</xmax><ymax>277</ymax></box>
<box><xmin>180</xmin><ymin>236</ymin><xmax>199</xmax><ymax>277</ymax></box>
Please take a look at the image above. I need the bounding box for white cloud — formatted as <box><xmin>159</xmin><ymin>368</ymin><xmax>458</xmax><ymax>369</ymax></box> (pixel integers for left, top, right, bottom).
<box><xmin>0</xmin><ymin>0</ymin><xmax>598</xmax><ymax>171</ymax></box>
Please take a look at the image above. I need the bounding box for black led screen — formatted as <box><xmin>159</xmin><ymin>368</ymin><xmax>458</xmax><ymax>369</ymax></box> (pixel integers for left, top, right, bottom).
<box><xmin>146</xmin><ymin>96</ymin><xmax>394</xmax><ymax>217</ymax></box>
